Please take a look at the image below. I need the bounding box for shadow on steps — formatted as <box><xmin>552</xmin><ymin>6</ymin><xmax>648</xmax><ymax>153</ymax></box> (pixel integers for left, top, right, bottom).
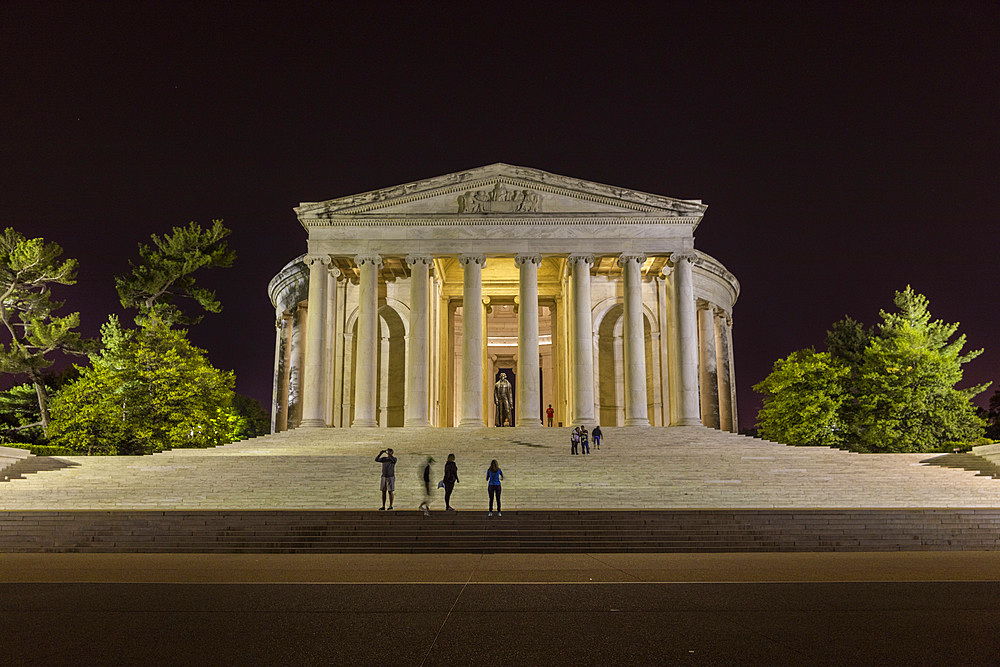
<box><xmin>921</xmin><ymin>453</ymin><xmax>1000</xmax><ymax>479</ymax></box>
<box><xmin>0</xmin><ymin>456</ymin><xmax>80</xmax><ymax>483</ymax></box>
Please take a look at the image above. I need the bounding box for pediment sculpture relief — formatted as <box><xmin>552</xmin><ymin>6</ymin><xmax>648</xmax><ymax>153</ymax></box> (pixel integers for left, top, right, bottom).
<box><xmin>458</xmin><ymin>183</ymin><xmax>541</xmax><ymax>213</ymax></box>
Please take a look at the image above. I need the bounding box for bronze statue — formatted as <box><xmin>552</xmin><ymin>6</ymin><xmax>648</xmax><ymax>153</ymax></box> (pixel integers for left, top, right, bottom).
<box><xmin>494</xmin><ymin>372</ymin><xmax>513</xmax><ymax>427</ymax></box>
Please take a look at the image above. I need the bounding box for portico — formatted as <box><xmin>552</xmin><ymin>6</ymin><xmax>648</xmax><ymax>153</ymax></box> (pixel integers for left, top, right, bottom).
<box><xmin>268</xmin><ymin>164</ymin><xmax>739</xmax><ymax>430</ymax></box>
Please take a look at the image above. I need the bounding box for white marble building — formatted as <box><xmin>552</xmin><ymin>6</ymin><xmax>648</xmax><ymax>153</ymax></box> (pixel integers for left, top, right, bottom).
<box><xmin>268</xmin><ymin>164</ymin><xmax>739</xmax><ymax>431</ymax></box>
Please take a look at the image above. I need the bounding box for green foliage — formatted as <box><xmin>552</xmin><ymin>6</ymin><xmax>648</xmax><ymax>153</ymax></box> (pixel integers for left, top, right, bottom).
<box><xmin>231</xmin><ymin>394</ymin><xmax>271</xmax><ymax>439</ymax></box>
<box><xmin>754</xmin><ymin>349</ymin><xmax>850</xmax><ymax>446</ymax></box>
<box><xmin>49</xmin><ymin>319</ymin><xmax>242</xmax><ymax>455</ymax></box>
<box><xmin>755</xmin><ymin>286</ymin><xmax>988</xmax><ymax>453</ymax></box>
<box><xmin>116</xmin><ymin>220</ymin><xmax>236</xmax><ymax>328</ymax></box>
<box><xmin>985</xmin><ymin>388</ymin><xmax>1000</xmax><ymax>440</ymax></box>
<box><xmin>3</xmin><ymin>442</ymin><xmax>81</xmax><ymax>456</ymax></box>
<box><xmin>0</xmin><ymin>369</ymin><xmax>79</xmax><ymax>445</ymax></box>
<box><xmin>0</xmin><ymin>228</ymin><xmax>91</xmax><ymax>435</ymax></box>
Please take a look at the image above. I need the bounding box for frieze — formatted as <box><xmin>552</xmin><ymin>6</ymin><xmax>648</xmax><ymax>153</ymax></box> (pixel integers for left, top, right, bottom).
<box><xmin>458</xmin><ymin>183</ymin><xmax>540</xmax><ymax>213</ymax></box>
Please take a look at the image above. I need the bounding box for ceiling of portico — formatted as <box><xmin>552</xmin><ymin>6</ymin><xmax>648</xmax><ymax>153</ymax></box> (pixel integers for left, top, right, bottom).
<box><xmin>328</xmin><ymin>253</ymin><xmax>673</xmax><ymax>285</ymax></box>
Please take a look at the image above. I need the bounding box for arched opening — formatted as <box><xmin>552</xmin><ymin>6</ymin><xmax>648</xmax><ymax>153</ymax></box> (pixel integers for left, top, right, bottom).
<box><xmin>350</xmin><ymin>305</ymin><xmax>407</xmax><ymax>427</ymax></box>
<box><xmin>596</xmin><ymin>303</ymin><xmax>656</xmax><ymax>427</ymax></box>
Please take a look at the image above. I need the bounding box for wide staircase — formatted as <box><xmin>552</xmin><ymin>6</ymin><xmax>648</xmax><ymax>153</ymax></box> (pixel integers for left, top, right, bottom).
<box><xmin>2</xmin><ymin>427</ymin><xmax>1000</xmax><ymax>553</ymax></box>
<box><xmin>3</xmin><ymin>508</ymin><xmax>1000</xmax><ymax>553</ymax></box>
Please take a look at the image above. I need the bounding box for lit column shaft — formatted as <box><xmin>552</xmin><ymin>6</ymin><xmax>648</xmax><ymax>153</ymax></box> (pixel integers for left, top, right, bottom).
<box><xmin>670</xmin><ymin>251</ymin><xmax>701</xmax><ymax>425</ymax></box>
<box><xmin>568</xmin><ymin>254</ymin><xmax>596</xmax><ymax>426</ymax></box>
<box><xmin>619</xmin><ymin>252</ymin><xmax>649</xmax><ymax>427</ymax></box>
<box><xmin>353</xmin><ymin>253</ymin><xmax>381</xmax><ymax>427</ymax></box>
<box><xmin>404</xmin><ymin>255</ymin><xmax>432</xmax><ymax>427</ymax></box>
<box><xmin>459</xmin><ymin>254</ymin><xmax>486</xmax><ymax>427</ymax></box>
<box><xmin>516</xmin><ymin>253</ymin><xmax>542</xmax><ymax>426</ymax></box>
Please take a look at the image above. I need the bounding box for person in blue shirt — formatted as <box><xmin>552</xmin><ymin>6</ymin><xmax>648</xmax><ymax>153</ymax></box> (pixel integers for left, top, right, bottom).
<box><xmin>486</xmin><ymin>459</ymin><xmax>504</xmax><ymax>517</ymax></box>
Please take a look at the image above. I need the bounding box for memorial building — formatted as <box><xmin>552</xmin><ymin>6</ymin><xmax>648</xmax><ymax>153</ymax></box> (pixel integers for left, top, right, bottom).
<box><xmin>268</xmin><ymin>164</ymin><xmax>739</xmax><ymax>431</ymax></box>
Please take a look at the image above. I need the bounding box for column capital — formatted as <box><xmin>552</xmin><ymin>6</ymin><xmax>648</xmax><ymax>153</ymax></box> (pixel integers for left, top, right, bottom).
<box><xmin>305</xmin><ymin>254</ymin><xmax>332</xmax><ymax>267</ymax></box>
<box><xmin>327</xmin><ymin>266</ymin><xmax>342</xmax><ymax>278</ymax></box>
<box><xmin>566</xmin><ymin>253</ymin><xmax>595</xmax><ymax>266</ymax></box>
<box><xmin>458</xmin><ymin>253</ymin><xmax>486</xmax><ymax>266</ymax></box>
<box><xmin>514</xmin><ymin>253</ymin><xmax>542</xmax><ymax>266</ymax></box>
<box><xmin>405</xmin><ymin>254</ymin><xmax>434</xmax><ymax>266</ymax></box>
<box><xmin>617</xmin><ymin>252</ymin><xmax>647</xmax><ymax>268</ymax></box>
<box><xmin>354</xmin><ymin>253</ymin><xmax>383</xmax><ymax>268</ymax></box>
<box><xmin>668</xmin><ymin>250</ymin><xmax>697</xmax><ymax>265</ymax></box>
<box><xmin>696</xmin><ymin>298</ymin><xmax>712</xmax><ymax>310</ymax></box>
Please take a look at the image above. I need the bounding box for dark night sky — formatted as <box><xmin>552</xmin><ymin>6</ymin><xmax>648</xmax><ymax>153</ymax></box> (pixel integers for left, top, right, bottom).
<box><xmin>2</xmin><ymin>1</ymin><xmax>997</xmax><ymax>428</ymax></box>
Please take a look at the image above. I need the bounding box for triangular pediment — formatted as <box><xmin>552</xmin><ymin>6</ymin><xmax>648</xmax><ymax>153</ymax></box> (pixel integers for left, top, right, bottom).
<box><xmin>296</xmin><ymin>163</ymin><xmax>706</xmax><ymax>218</ymax></box>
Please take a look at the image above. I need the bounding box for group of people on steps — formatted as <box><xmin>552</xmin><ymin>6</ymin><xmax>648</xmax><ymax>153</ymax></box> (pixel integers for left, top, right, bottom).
<box><xmin>570</xmin><ymin>425</ymin><xmax>602</xmax><ymax>455</ymax></box>
<box><xmin>373</xmin><ymin>427</ymin><xmax>606</xmax><ymax>515</ymax></box>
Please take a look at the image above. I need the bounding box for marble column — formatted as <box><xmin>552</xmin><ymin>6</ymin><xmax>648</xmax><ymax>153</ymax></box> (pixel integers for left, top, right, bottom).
<box><xmin>670</xmin><ymin>251</ymin><xmax>701</xmax><ymax>425</ymax></box>
<box><xmin>300</xmin><ymin>255</ymin><xmax>331</xmax><ymax>428</ymax></box>
<box><xmin>698</xmin><ymin>302</ymin><xmax>720</xmax><ymax>429</ymax></box>
<box><xmin>324</xmin><ymin>266</ymin><xmax>341</xmax><ymax>427</ymax></box>
<box><xmin>618</xmin><ymin>252</ymin><xmax>649</xmax><ymax>427</ymax></box>
<box><xmin>459</xmin><ymin>254</ymin><xmax>486</xmax><ymax>427</ymax></box>
<box><xmin>353</xmin><ymin>253</ymin><xmax>382</xmax><ymax>427</ymax></box>
<box><xmin>725</xmin><ymin>314</ymin><xmax>739</xmax><ymax>431</ymax></box>
<box><xmin>287</xmin><ymin>304</ymin><xmax>306</xmax><ymax>429</ymax></box>
<box><xmin>567</xmin><ymin>254</ymin><xmax>596</xmax><ymax>426</ymax></box>
<box><xmin>515</xmin><ymin>253</ymin><xmax>542</xmax><ymax>427</ymax></box>
<box><xmin>404</xmin><ymin>255</ymin><xmax>432</xmax><ymax>427</ymax></box>
<box><xmin>270</xmin><ymin>313</ymin><xmax>285</xmax><ymax>433</ymax></box>
<box><xmin>714</xmin><ymin>308</ymin><xmax>734</xmax><ymax>432</ymax></box>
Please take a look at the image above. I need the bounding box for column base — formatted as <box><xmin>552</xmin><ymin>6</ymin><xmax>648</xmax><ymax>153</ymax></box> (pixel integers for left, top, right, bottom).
<box><xmin>403</xmin><ymin>419</ymin><xmax>432</xmax><ymax>428</ymax></box>
<box><xmin>351</xmin><ymin>419</ymin><xmax>378</xmax><ymax>428</ymax></box>
<box><xmin>515</xmin><ymin>419</ymin><xmax>543</xmax><ymax>428</ymax></box>
<box><xmin>671</xmin><ymin>417</ymin><xmax>703</xmax><ymax>426</ymax></box>
<box><xmin>624</xmin><ymin>418</ymin><xmax>651</xmax><ymax>427</ymax></box>
<box><xmin>458</xmin><ymin>418</ymin><xmax>484</xmax><ymax>427</ymax></box>
<box><xmin>298</xmin><ymin>419</ymin><xmax>328</xmax><ymax>428</ymax></box>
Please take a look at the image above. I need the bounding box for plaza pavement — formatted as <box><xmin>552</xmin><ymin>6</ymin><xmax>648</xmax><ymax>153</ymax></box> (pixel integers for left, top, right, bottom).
<box><xmin>2</xmin><ymin>426</ymin><xmax>1000</xmax><ymax>510</ymax></box>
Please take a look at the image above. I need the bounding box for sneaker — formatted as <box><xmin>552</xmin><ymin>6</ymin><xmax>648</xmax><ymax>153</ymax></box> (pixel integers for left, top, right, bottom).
<box><xmin>497</xmin><ymin>512</ymin><xmax>502</xmax><ymax>517</ymax></box>
<box><xmin>488</xmin><ymin>511</ymin><xmax>492</xmax><ymax>517</ymax></box>
<box><xmin>387</xmin><ymin>506</ymin><xmax>393</xmax><ymax>511</ymax></box>
<box><xmin>379</xmin><ymin>507</ymin><xmax>385</xmax><ymax>511</ymax></box>
<box><xmin>423</xmin><ymin>509</ymin><xmax>430</xmax><ymax>516</ymax></box>
<box><xmin>447</xmin><ymin>506</ymin><xmax>456</xmax><ymax>511</ymax></box>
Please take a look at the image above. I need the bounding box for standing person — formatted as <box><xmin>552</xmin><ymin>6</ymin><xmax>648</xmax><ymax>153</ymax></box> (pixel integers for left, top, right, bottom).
<box><xmin>486</xmin><ymin>459</ymin><xmax>504</xmax><ymax>517</ymax></box>
<box><xmin>546</xmin><ymin>404</ymin><xmax>554</xmax><ymax>427</ymax></box>
<box><xmin>592</xmin><ymin>425</ymin><xmax>603</xmax><ymax>450</ymax></box>
<box><xmin>580</xmin><ymin>425</ymin><xmax>590</xmax><ymax>455</ymax></box>
<box><xmin>375</xmin><ymin>448</ymin><xmax>397</xmax><ymax>511</ymax></box>
<box><xmin>443</xmin><ymin>453</ymin><xmax>460</xmax><ymax>511</ymax></box>
<box><xmin>570</xmin><ymin>427</ymin><xmax>580</xmax><ymax>455</ymax></box>
<box><xmin>418</xmin><ymin>456</ymin><xmax>435</xmax><ymax>516</ymax></box>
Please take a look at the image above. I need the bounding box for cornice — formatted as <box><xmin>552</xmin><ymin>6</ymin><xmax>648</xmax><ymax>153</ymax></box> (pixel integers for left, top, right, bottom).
<box><xmin>300</xmin><ymin>215</ymin><xmax>701</xmax><ymax>228</ymax></box>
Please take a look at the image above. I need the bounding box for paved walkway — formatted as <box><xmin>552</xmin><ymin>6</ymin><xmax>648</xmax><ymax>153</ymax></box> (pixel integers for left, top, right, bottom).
<box><xmin>3</xmin><ymin>427</ymin><xmax>1000</xmax><ymax>509</ymax></box>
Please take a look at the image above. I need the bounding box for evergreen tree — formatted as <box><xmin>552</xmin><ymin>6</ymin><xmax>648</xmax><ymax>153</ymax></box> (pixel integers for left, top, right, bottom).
<box><xmin>115</xmin><ymin>220</ymin><xmax>235</xmax><ymax>328</ymax></box>
<box><xmin>854</xmin><ymin>286</ymin><xmax>986</xmax><ymax>452</ymax></box>
<box><xmin>49</xmin><ymin>318</ymin><xmax>242</xmax><ymax>455</ymax></box>
<box><xmin>755</xmin><ymin>286</ymin><xmax>988</xmax><ymax>452</ymax></box>
<box><xmin>0</xmin><ymin>228</ymin><xmax>91</xmax><ymax>436</ymax></box>
<box><xmin>986</xmin><ymin>389</ymin><xmax>1000</xmax><ymax>440</ymax></box>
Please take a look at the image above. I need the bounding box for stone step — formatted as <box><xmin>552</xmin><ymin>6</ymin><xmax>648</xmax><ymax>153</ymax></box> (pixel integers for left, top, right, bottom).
<box><xmin>3</xmin><ymin>510</ymin><xmax>1000</xmax><ymax>553</ymax></box>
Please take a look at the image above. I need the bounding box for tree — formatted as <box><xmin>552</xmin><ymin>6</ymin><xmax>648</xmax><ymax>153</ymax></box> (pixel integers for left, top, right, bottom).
<box><xmin>0</xmin><ymin>228</ymin><xmax>90</xmax><ymax>436</ymax></box>
<box><xmin>49</xmin><ymin>318</ymin><xmax>242</xmax><ymax>455</ymax></box>
<box><xmin>986</xmin><ymin>389</ymin><xmax>1000</xmax><ymax>440</ymax></box>
<box><xmin>115</xmin><ymin>220</ymin><xmax>235</xmax><ymax>328</ymax></box>
<box><xmin>755</xmin><ymin>287</ymin><xmax>988</xmax><ymax>452</ymax></box>
<box><xmin>853</xmin><ymin>287</ymin><xmax>986</xmax><ymax>452</ymax></box>
<box><xmin>754</xmin><ymin>348</ymin><xmax>850</xmax><ymax>446</ymax></box>
<box><xmin>0</xmin><ymin>368</ymin><xmax>79</xmax><ymax>444</ymax></box>
<box><xmin>232</xmin><ymin>394</ymin><xmax>270</xmax><ymax>439</ymax></box>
